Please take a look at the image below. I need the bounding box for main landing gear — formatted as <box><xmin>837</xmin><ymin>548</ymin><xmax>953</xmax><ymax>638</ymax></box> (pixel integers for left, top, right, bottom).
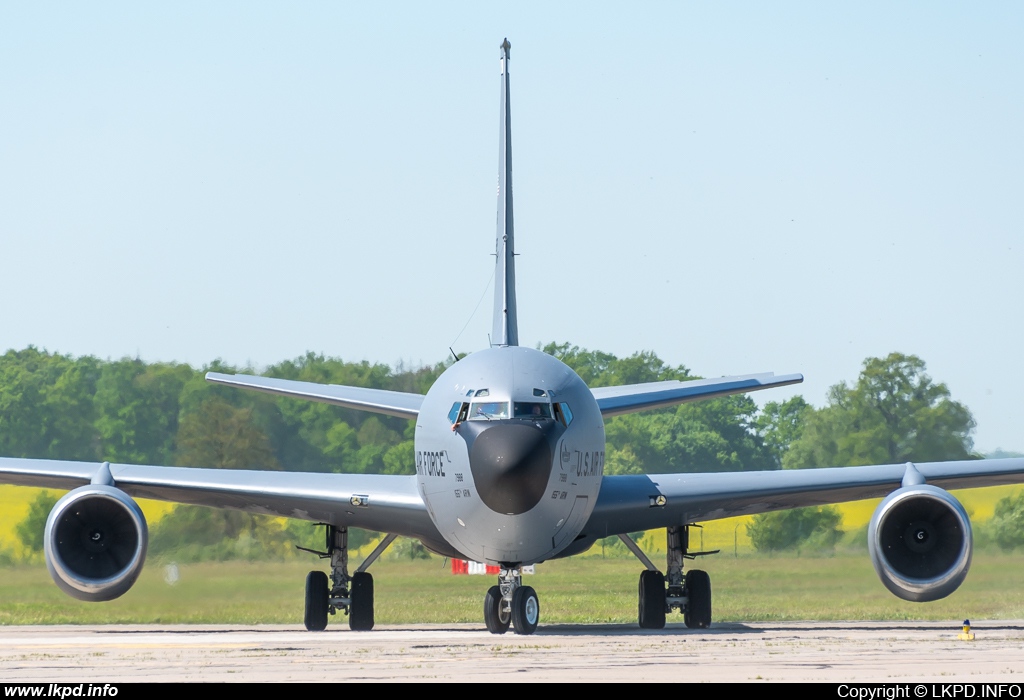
<box><xmin>484</xmin><ymin>567</ymin><xmax>539</xmax><ymax>635</ymax></box>
<box><xmin>302</xmin><ymin>525</ymin><xmax>396</xmax><ymax>631</ymax></box>
<box><xmin>625</xmin><ymin>524</ymin><xmax>714</xmax><ymax>630</ymax></box>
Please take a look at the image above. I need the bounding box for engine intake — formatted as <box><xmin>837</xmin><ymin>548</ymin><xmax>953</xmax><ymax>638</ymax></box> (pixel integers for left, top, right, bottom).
<box><xmin>868</xmin><ymin>484</ymin><xmax>972</xmax><ymax>602</ymax></box>
<box><xmin>44</xmin><ymin>485</ymin><xmax>148</xmax><ymax>602</ymax></box>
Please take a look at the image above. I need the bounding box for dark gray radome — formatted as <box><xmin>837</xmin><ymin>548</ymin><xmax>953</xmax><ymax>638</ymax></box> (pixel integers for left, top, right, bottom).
<box><xmin>464</xmin><ymin>421</ymin><xmax>556</xmax><ymax>515</ymax></box>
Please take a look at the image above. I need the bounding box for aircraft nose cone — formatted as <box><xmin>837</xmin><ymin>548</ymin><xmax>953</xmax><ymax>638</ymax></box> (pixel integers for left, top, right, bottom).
<box><xmin>469</xmin><ymin>423</ymin><xmax>553</xmax><ymax>515</ymax></box>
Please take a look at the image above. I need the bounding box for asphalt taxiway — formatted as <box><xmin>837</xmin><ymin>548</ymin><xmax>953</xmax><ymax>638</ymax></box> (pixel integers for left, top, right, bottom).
<box><xmin>2</xmin><ymin>621</ymin><xmax>1022</xmax><ymax>682</ymax></box>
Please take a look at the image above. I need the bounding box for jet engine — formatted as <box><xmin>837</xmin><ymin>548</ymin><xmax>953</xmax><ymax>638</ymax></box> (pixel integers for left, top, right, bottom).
<box><xmin>44</xmin><ymin>484</ymin><xmax>148</xmax><ymax>602</ymax></box>
<box><xmin>867</xmin><ymin>484</ymin><xmax>972</xmax><ymax>602</ymax></box>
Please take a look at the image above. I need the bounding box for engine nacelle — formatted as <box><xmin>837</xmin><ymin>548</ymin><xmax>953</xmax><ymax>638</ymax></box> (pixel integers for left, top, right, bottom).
<box><xmin>44</xmin><ymin>485</ymin><xmax>148</xmax><ymax>602</ymax></box>
<box><xmin>868</xmin><ymin>484</ymin><xmax>972</xmax><ymax>602</ymax></box>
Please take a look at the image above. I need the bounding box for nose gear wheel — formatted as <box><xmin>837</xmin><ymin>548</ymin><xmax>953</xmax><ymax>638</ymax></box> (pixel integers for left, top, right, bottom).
<box><xmin>484</xmin><ymin>585</ymin><xmax>511</xmax><ymax>634</ymax></box>
<box><xmin>484</xmin><ymin>566</ymin><xmax>540</xmax><ymax>635</ymax></box>
<box><xmin>511</xmin><ymin>585</ymin><xmax>540</xmax><ymax>635</ymax></box>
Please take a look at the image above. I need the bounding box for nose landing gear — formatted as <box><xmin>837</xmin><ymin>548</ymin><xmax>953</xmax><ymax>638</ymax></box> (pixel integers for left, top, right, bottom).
<box><xmin>484</xmin><ymin>566</ymin><xmax>539</xmax><ymax>635</ymax></box>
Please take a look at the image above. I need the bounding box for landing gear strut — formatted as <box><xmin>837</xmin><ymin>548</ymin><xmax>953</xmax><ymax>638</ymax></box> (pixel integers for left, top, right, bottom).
<box><xmin>667</xmin><ymin>525</ymin><xmax>712</xmax><ymax>629</ymax></box>
<box><xmin>484</xmin><ymin>567</ymin><xmax>539</xmax><ymax>635</ymax></box>
<box><xmin>626</xmin><ymin>525</ymin><xmax>714</xmax><ymax>629</ymax></box>
<box><xmin>302</xmin><ymin>525</ymin><xmax>395</xmax><ymax>631</ymax></box>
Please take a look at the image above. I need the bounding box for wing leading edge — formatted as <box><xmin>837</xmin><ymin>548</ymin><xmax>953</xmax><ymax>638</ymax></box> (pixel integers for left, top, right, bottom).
<box><xmin>205</xmin><ymin>372</ymin><xmax>424</xmax><ymax>419</ymax></box>
<box><xmin>583</xmin><ymin>457</ymin><xmax>1024</xmax><ymax>539</ymax></box>
<box><xmin>592</xmin><ymin>373</ymin><xmax>804</xmax><ymax>417</ymax></box>
<box><xmin>0</xmin><ymin>457</ymin><xmax>437</xmax><ymax>541</ymax></box>
<box><xmin>207</xmin><ymin>370</ymin><xmax>800</xmax><ymax>421</ymax></box>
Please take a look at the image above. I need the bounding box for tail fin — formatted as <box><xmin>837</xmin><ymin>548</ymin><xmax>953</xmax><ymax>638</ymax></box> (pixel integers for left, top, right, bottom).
<box><xmin>491</xmin><ymin>38</ymin><xmax>518</xmax><ymax>347</ymax></box>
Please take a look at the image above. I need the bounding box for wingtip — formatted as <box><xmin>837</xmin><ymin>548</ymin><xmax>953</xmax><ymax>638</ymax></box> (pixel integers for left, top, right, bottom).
<box><xmin>500</xmin><ymin>38</ymin><xmax>511</xmax><ymax>56</ymax></box>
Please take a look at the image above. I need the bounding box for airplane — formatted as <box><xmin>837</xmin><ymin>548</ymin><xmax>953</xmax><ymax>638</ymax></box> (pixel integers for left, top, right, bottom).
<box><xmin>3</xmin><ymin>38</ymin><xmax>1024</xmax><ymax>636</ymax></box>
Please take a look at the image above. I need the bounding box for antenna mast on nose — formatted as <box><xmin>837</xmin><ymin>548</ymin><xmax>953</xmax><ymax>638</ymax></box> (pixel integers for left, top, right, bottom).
<box><xmin>491</xmin><ymin>38</ymin><xmax>518</xmax><ymax>347</ymax></box>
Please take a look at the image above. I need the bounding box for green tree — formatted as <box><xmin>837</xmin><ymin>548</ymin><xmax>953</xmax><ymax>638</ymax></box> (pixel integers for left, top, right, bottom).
<box><xmin>175</xmin><ymin>397</ymin><xmax>280</xmax><ymax>471</ymax></box>
<box><xmin>149</xmin><ymin>505</ymin><xmax>293</xmax><ymax>561</ymax></box>
<box><xmin>989</xmin><ymin>491</ymin><xmax>1024</xmax><ymax>552</ymax></box>
<box><xmin>605</xmin><ymin>445</ymin><xmax>643</xmax><ymax>475</ymax></box>
<box><xmin>543</xmin><ymin>343</ymin><xmax>691</xmax><ymax>386</ymax></box>
<box><xmin>261</xmin><ymin>352</ymin><xmax>426</xmax><ymax>473</ymax></box>
<box><xmin>604</xmin><ymin>395</ymin><xmax>773</xmax><ymax>473</ymax></box>
<box><xmin>0</xmin><ymin>348</ymin><xmax>100</xmax><ymax>461</ymax></box>
<box><xmin>95</xmin><ymin>359</ymin><xmax>194</xmax><ymax>464</ymax></box>
<box><xmin>747</xmin><ymin>506</ymin><xmax>844</xmax><ymax>553</ymax></box>
<box><xmin>755</xmin><ymin>396</ymin><xmax>812</xmax><ymax>468</ymax></box>
<box><xmin>382</xmin><ymin>441</ymin><xmax>415</xmax><ymax>475</ymax></box>
<box><xmin>16</xmin><ymin>490</ymin><xmax>60</xmax><ymax>554</ymax></box>
<box><xmin>164</xmin><ymin>395</ymin><xmax>283</xmax><ymax>558</ymax></box>
<box><xmin>784</xmin><ymin>353</ymin><xmax>976</xmax><ymax>469</ymax></box>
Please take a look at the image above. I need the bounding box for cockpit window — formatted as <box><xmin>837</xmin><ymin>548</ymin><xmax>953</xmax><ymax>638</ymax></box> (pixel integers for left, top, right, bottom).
<box><xmin>553</xmin><ymin>402</ymin><xmax>573</xmax><ymax>427</ymax></box>
<box><xmin>448</xmin><ymin>402</ymin><xmax>462</xmax><ymax>424</ymax></box>
<box><xmin>469</xmin><ymin>401</ymin><xmax>509</xmax><ymax>420</ymax></box>
<box><xmin>513</xmin><ymin>402</ymin><xmax>552</xmax><ymax>419</ymax></box>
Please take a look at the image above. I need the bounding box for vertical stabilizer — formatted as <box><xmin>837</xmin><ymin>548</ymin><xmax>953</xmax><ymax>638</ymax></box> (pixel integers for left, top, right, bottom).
<box><xmin>491</xmin><ymin>38</ymin><xmax>518</xmax><ymax>347</ymax></box>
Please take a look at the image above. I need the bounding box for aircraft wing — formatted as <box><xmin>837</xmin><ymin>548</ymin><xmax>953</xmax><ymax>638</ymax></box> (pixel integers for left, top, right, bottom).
<box><xmin>583</xmin><ymin>457</ymin><xmax>1024</xmax><ymax>538</ymax></box>
<box><xmin>591</xmin><ymin>373</ymin><xmax>804</xmax><ymax>417</ymax></box>
<box><xmin>0</xmin><ymin>457</ymin><xmax>437</xmax><ymax>540</ymax></box>
<box><xmin>205</xmin><ymin>372</ymin><xmax>424</xmax><ymax>419</ymax></box>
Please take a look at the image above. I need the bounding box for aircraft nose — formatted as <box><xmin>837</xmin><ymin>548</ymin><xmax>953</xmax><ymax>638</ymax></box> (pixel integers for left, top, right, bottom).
<box><xmin>468</xmin><ymin>422</ymin><xmax>554</xmax><ymax>515</ymax></box>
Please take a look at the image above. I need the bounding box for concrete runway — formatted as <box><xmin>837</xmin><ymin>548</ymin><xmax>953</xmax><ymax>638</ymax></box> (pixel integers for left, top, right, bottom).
<box><xmin>2</xmin><ymin>621</ymin><xmax>1023</xmax><ymax>682</ymax></box>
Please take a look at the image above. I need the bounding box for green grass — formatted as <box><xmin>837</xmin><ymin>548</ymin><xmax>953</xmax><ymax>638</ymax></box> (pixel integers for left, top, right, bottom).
<box><xmin>3</xmin><ymin>551</ymin><xmax>1023</xmax><ymax>626</ymax></box>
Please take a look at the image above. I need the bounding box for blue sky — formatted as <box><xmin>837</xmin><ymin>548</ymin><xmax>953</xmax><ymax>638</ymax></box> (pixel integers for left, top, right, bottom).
<box><xmin>2</xmin><ymin>3</ymin><xmax>1022</xmax><ymax>452</ymax></box>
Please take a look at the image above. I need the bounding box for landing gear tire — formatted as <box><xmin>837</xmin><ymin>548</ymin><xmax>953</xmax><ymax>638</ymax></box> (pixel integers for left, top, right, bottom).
<box><xmin>304</xmin><ymin>571</ymin><xmax>329</xmax><ymax>632</ymax></box>
<box><xmin>511</xmin><ymin>585</ymin><xmax>539</xmax><ymax>635</ymax></box>
<box><xmin>349</xmin><ymin>571</ymin><xmax>374</xmax><ymax>631</ymax></box>
<box><xmin>638</xmin><ymin>570</ymin><xmax>666</xmax><ymax>630</ymax></box>
<box><xmin>684</xmin><ymin>569</ymin><xmax>711</xmax><ymax>629</ymax></box>
<box><xmin>484</xmin><ymin>585</ymin><xmax>511</xmax><ymax>635</ymax></box>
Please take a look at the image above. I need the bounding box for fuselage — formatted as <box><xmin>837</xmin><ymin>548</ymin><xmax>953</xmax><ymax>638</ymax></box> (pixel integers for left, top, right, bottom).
<box><xmin>414</xmin><ymin>346</ymin><xmax>604</xmax><ymax>565</ymax></box>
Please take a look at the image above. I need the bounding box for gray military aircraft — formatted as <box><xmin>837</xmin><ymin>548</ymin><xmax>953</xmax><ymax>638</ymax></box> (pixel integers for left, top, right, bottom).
<box><xmin>3</xmin><ymin>39</ymin><xmax>1024</xmax><ymax>635</ymax></box>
